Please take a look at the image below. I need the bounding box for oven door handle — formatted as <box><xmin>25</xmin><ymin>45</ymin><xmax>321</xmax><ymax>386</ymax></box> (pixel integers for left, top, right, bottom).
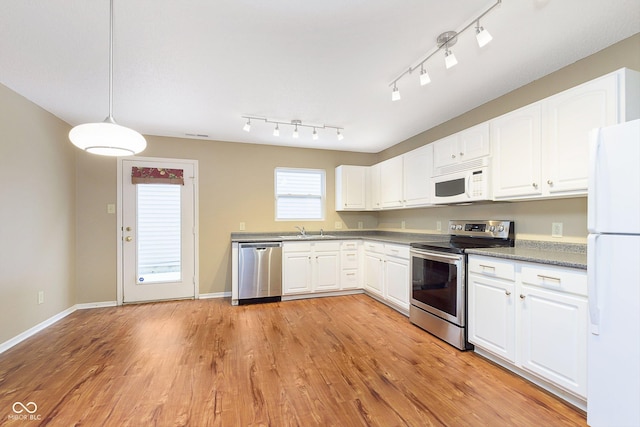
<box><xmin>411</xmin><ymin>250</ymin><xmax>462</xmax><ymax>264</ymax></box>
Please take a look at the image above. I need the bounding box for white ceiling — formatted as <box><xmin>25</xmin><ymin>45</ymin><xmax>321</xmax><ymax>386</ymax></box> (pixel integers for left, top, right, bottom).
<box><xmin>1</xmin><ymin>1</ymin><xmax>639</xmax><ymax>153</ymax></box>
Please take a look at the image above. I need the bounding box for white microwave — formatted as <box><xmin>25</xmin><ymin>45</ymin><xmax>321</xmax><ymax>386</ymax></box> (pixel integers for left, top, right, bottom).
<box><xmin>432</xmin><ymin>167</ymin><xmax>491</xmax><ymax>204</ymax></box>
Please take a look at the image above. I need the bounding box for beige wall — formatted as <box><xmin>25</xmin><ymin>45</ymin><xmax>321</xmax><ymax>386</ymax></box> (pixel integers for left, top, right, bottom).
<box><xmin>75</xmin><ymin>138</ymin><xmax>378</xmax><ymax>302</ymax></box>
<box><xmin>0</xmin><ymin>84</ymin><xmax>76</xmax><ymax>344</ymax></box>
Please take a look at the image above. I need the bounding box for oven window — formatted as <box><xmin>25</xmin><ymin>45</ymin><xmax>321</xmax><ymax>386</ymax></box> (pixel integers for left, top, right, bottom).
<box><xmin>435</xmin><ymin>178</ymin><xmax>465</xmax><ymax>197</ymax></box>
<box><xmin>412</xmin><ymin>256</ymin><xmax>457</xmax><ymax>316</ymax></box>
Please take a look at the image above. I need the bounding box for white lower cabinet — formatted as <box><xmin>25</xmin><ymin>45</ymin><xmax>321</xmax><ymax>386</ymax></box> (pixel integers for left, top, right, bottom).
<box><xmin>363</xmin><ymin>241</ymin><xmax>410</xmax><ymax>313</ymax></box>
<box><xmin>468</xmin><ymin>255</ymin><xmax>587</xmax><ymax>401</ymax></box>
<box><xmin>283</xmin><ymin>241</ymin><xmax>340</xmax><ymax>295</ymax></box>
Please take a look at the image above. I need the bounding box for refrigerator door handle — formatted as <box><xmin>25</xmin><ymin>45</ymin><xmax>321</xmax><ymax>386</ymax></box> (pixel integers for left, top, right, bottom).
<box><xmin>587</xmin><ymin>128</ymin><xmax>602</xmax><ymax>234</ymax></box>
<box><xmin>587</xmin><ymin>234</ymin><xmax>600</xmax><ymax>335</ymax></box>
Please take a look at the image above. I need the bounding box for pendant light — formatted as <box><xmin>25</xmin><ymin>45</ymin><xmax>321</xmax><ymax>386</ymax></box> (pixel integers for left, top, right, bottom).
<box><xmin>68</xmin><ymin>0</ymin><xmax>146</xmax><ymax>156</ymax></box>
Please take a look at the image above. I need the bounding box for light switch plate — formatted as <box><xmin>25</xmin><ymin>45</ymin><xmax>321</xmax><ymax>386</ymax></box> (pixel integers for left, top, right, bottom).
<box><xmin>239</xmin><ymin>222</ymin><xmax>246</xmax><ymax>231</ymax></box>
<box><xmin>436</xmin><ymin>221</ymin><xmax>442</xmax><ymax>232</ymax></box>
<box><xmin>107</xmin><ymin>203</ymin><xmax>116</xmax><ymax>214</ymax></box>
<box><xmin>552</xmin><ymin>222</ymin><xmax>563</xmax><ymax>238</ymax></box>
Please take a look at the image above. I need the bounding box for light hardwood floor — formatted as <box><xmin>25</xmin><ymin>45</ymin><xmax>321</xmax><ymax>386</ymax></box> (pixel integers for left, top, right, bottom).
<box><xmin>0</xmin><ymin>295</ymin><xmax>586</xmax><ymax>426</ymax></box>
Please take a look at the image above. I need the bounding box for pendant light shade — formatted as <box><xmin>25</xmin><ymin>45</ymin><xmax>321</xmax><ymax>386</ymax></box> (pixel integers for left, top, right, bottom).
<box><xmin>69</xmin><ymin>0</ymin><xmax>146</xmax><ymax>156</ymax></box>
<box><xmin>69</xmin><ymin>117</ymin><xmax>147</xmax><ymax>156</ymax></box>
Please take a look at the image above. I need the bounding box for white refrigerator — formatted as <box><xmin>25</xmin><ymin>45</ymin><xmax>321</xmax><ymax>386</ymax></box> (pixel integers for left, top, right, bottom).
<box><xmin>587</xmin><ymin>119</ymin><xmax>640</xmax><ymax>426</ymax></box>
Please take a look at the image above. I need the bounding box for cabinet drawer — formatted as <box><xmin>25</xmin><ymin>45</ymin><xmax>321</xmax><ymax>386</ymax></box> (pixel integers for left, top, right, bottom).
<box><xmin>384</xmin><ymin>244</ymin><xmax>409</xmax><ymax>259</ymax></box>
<box><xmin>341</xmin><ymin>251</ymin><xmax>359</xmax><ymax>269</ymax></box>
<box><xmin>468</xmin><ymin>256</ymin><xmax>515</xmax><ymax>281</ymax></box>
<box><xmin>283</xmin><ymin>242</ymin><xmax>312</xmax><ymax>252</ymax></box>
<box><xmin>341</xmin><ymin>240</ymin><xmax>360</xmax><ymax>251</ymax></box>
<box><xmin>363</xmin><ymin>241</ymin><xmax>384</xmax><ymax>254</ymax></box>
<box><xmin>341</xmin><ymin>269</ymin><xmax>360</xmax><ymax>288</ymax></box>
<box><xmin>521</xmin><ymin>263</ymin><xmax>587</xmax><ymax>296</ymax></box>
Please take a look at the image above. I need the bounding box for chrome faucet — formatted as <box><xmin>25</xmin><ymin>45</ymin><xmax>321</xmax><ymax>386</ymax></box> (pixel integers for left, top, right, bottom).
<box><xmin>320</xmin><ymin>228</ymin><xmax>324</xmax><ymax>237</ymax></box>
<box><xmin>295</xmin><ymin>226</ymin><xmax>306</xmax><ymax>236</ymax></box>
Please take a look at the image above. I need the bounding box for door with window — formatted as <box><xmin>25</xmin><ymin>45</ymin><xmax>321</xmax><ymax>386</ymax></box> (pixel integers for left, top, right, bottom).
<box><xmin>120</xmin><ymin>159</ymin><xmax>197</xmax><ymax>303</ymax></box>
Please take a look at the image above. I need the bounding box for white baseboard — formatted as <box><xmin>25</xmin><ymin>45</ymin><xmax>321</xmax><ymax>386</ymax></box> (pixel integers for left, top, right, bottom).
<box><xmin>199</xmin><ymin>292</ymin><xmax>231</xmax><ymax>299</ymax></box>
<box><xmin>0</xmin><ymin>305</ymin><xmax>77</xmax><ymax>355</ymax></box>
<box><xmin>76</xmin><ymin>301</ymin><xmax>118</xmax><ymax>310</ymax></box>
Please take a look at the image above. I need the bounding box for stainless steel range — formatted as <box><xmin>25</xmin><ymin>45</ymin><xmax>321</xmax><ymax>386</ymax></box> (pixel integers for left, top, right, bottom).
<box><xmin>409</xmin><ymin>220</ymin><xmax>515</xmax><ymax>350</ymax></box>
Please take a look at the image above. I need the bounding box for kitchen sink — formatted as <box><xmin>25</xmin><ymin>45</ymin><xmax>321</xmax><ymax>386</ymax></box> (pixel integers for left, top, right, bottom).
<box><xmin>278</xmin><ymin>234</ymin><xmax>335</xmax><ymax>240</ymax></box>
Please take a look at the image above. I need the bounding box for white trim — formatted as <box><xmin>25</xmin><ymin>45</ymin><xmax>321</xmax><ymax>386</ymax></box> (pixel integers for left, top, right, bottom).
<box><xmin>76</xmin><ymin>301</ymin><xmax>118</xmax><ymax>310</ymax></box>
<box><xmin>117</xmin><ymin>156</ymin><xmax>199</xmax><ymax>305</ymax></box>
<box><xmin>0</xmin><ymin>306</ymin><xmax>77</xmax><ymax>355</ymax></box>
<box><xmin>199</xmin><ymin>292</ymin><xmax>231</xmax><ymax>299</ymax></box>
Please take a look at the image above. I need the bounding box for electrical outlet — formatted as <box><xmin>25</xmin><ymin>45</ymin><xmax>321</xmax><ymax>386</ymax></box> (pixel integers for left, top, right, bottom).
<box><xmin>552</xmin><ymin>222</ymin><xmax>563</xmax><ymax>238</ymax></box>
<box><xmin>436</xmin><ymin>221</ymin><xmax>442</xmax><ymax>232</ymax></box>
<box><xmin>335</xmin><ymin>221</ymin><xmax>342</xmax><ymax>229</ymax></box>
<box><xmin>357</xmin><ymin>221</ymin><xmax>363</xmax><ymax>229</ymax></box>
<box><xmin>401</xmin><ymin>221</ymin><xmax>406</xmax><ymax>229</ymax></box>
<box><xmin>38</xmin><ymin>291</ymin><xmax>44</xmax><ymax>305</ymax></box>
<box><xmin>239</xmin><ymin>222</ymin><xmax>246</xmax><ymax>231</ymax></box>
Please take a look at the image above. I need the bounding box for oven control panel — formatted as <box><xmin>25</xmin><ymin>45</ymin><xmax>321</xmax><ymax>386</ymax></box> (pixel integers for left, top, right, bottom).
<box><xmin>449</xmin><ymin>220</ymin><xmax>513</xmax><ymax>239</ymax></box>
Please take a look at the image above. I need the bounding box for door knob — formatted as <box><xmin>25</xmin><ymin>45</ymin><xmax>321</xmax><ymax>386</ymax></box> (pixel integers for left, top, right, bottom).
<box><xmin>125</xmin><ymin>236</ymin><xmax>133</xmax><ymax>242</ymax></box>
<box><xmin>125</xmin><ymin>226</ymin><xmax>132</xmax><ymax>231</ymax></box>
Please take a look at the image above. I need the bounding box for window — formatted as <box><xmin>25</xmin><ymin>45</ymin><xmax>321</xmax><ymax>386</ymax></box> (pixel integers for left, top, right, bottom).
<box><xmin>275</xmin><ymin>168</ymin><xmax>325</xmax><ymax>220</ymax></box>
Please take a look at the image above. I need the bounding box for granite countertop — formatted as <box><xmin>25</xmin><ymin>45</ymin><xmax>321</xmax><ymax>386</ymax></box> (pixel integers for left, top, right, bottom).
<box><xmin>466</xmin><ymin>240</ymin><xmax>587</xmax><ymax>270</ymax></box>
<box><xmin>231</xmin><ymin>232</ymin><xmax>587</xmax><ymax>269</ymax></box>
<box><xmin>230</xmin><ymin>230</ymin><xmax>448</xmax><ymax>245</ymax></box>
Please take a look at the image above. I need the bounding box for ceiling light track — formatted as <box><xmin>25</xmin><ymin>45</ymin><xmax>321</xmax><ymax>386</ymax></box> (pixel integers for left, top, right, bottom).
<box><xmin>389</xmin><ymin>0</ymin><xmax>501</xmax><ymax>101</ymax></box>
<box><xmin>241</xmin><ymin>116</ymin><xmax>345</xmax><ymax>140</ymax></box>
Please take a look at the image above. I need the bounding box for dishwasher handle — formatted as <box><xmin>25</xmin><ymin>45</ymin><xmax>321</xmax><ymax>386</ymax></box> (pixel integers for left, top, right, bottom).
<box><xmin>239</xmin><ymin>242</ymin><xmax>282</xmax><ymax>250</ymax></box>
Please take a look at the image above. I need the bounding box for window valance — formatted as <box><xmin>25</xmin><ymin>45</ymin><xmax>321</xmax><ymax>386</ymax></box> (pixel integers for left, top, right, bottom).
<box><xmin>131</xmin><ymin>167</ymin><xmax>184</xmax><ymax>185</ymax></box>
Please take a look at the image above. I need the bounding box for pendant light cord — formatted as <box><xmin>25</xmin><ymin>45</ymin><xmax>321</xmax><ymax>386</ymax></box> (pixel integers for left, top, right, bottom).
<box><xmin>108</xmin><ymin>0</ymin><xmax>114</xmax><ymax>120</ymax></box>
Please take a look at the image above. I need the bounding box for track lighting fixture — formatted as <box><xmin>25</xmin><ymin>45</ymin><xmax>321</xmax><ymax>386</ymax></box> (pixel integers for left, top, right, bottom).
<box><xmin>387</xmin><ymin>0</ymin><xmax>501</xmax><ymax>101</ymax></box>
<box><xmin>240</xmin><ymin>116</ymin><xmax>344</xmax><ymax>141</ymax></box>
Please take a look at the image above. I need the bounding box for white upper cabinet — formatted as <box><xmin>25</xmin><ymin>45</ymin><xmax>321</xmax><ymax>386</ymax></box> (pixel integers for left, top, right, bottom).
<box><xmin>368</xmin><ymin>163</ymin><xmax>381</xmax><ymax>210</ymax></box>
<box><xmin>491</xmin><ymin>103</ymin><xmax>543</xmax><ymax>199</ymax></box>
<box><xmin>403</xmin><ymin>144</ymin><xmax>433</xmax><ymax>207</ymax></box>
<box><xmin>335</xmin><ymin>165</ymin><xmax>367</xmax><ymax>211</ymax></box>
<box><xmin>492</xmin><ymin>68</ymin><xmax>640</xmax><ymax>201</ymax></box>
<box><xmin>379</xmin><ymin>156</ymin><xmax>404</xmax><ymax>209</ymax></box>
<box><xmin>433</xmin><ymin>122</ymin><xmax>490</xmax><ymax>173</ymax></box>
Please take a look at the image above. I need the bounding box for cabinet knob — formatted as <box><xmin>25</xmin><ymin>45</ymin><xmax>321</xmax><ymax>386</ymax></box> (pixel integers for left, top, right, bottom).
<box><xmin>460</xmin><ymin>152</ymin><xmax>464</xmax><ymax>156</ymax></box>
<box><xmin>451</xmin><ymin>154</ymin><xmax>456</xmax><ymax>159</ymax></box>
<box><xmin>520</xmin><ymin>294</ymin><xmax>526</xmax><ymax>299</ymax></box>
<box><xmin>505</xmin><ymin>290</ymin><xmax>511</xmax><ymax>296</ymax></box>
<box><xmin>532</xmin><ymin>183</ymin><xmax>538</xmax><ymax>189</ymax></box>
<box><xmin>547</xmin><ymin>180</ymin><xmax>553</xmax><ymax>186</ymax></box>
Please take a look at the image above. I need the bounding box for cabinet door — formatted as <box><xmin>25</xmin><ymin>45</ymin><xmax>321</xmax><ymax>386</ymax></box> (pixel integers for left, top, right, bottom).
<box><xmin>468</xmin><ymin>273</ymin><xmax>516</xmax><ymax>363</ymax></box>
<box><xmin>403</xmin><ymin>144</ymin><xmax>433</xmax><ymax>207</ymax></box>
<box><xmin>363</xmin><ymin>252</ymin><xmax>384</xmax><ymax>297</ymax></box>
<box><xmin>491</xmin><ymin>104</ymin><xmax>543</xmax><ymax>199</ymax></box>
<box><xmin>544</xmin><ymin>75</ymin><xmax>617</xmax><ymax>195</ymax></box>
<box><xmin>384</xmin><ymin>256</ymin><xmax>410</xmax><ymax>310</ymax></box>
<box><xmin>335</xmin><ymin>165</ymin><xmax>366</xmax><ymax>210</ymax></box>
<box><xmin>368</xmin><ymin>164</ymin><xmax>381</xmax><ymax>210</ymax></box>
<box><xmin>433</xmin><ymin>134</ymin><xmax>459</xmax><ymax>170</ymax></box>
<box><xmin>379</xmin><ymin>157</ymin><xmax>404</xmax><ymax>208</ymax></box>
<box><xmin>314</xmin><ymin>251</ymin><xmax>340</xmax><ymax>292</ymax></box>
<box><xmin>519</xmin><ymin>285</ymin><xmax>588</xmax><ymax>398</ymax></box>
<box><xmin>458</xmin><ymin>122</ymin><xmax>490</xmax><ymax>162</ymax></box>
<box><xmin>283</xmin><ymin>252</ymin><xmax>312</xmax><ymax>295</ymax></box>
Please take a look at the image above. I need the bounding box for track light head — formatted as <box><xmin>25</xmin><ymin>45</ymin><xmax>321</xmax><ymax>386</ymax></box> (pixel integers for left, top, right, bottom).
<box><xmin>391</xmin><ymin>84</ymin><xmax>401</xmax><ymax>101</ymax></box>
<box><xmin>475</xmin><ymin>23</ymin><xmax>493</xmax><ymax>48</ymax></box>
<box><xmin>444</xmin><ymin>49</ymin><xmax>458</xmax><ymax>69</ymax></box>
<box><xmin>419</xmin><ymin>66</ymin><xmax>431</xmax><ymax>86</ymax></box>
<box><xmin>337</xmin><ymin>130</ymin><xmax>344</xmax><ymax>141</ymax></box>
<box><xmin>243</xmin><ymin>119</ymin><xmax>251</xmax><ymax>132</ymax></box>
<box><xmin>312</xmin><ymin>128</ymin><xmax>319</xmax><ymax>140</ymax></box>
<box><xmin>273</xmin><ymin>124</ymin><xmax>280</xmax><ymax>136</ymax></box>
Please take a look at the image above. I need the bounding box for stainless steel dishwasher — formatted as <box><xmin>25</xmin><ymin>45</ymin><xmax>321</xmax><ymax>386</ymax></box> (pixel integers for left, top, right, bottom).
<box><xmin>238</xmin><ymin>242</ymin><xmax>282</xmax><ymax>304</ymax></box>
